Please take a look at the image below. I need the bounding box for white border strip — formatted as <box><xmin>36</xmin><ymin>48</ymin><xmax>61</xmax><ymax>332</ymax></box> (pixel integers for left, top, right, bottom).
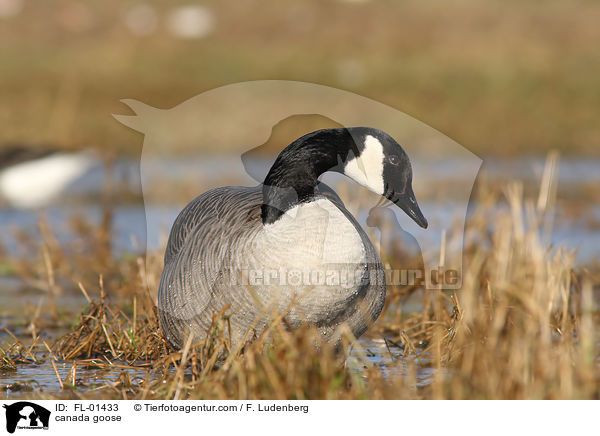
<box><xmin>0</xmin><ymin>400</ymin><xmax>594</xmax><ymax>436</ymax></box>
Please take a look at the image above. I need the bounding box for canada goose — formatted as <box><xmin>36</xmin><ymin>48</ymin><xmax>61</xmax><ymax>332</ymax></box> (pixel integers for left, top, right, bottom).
<box><xmin>158</xmin><ymin>127</ymin><xmax>428</xmax><ymax>352</ymax></box>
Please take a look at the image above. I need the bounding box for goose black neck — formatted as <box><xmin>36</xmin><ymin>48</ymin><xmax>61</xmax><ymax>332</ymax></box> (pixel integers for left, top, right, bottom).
<box><xmin>261</xmin><ymin>128</ymin><xmax>355</xmax><ymax>225</ymax></box>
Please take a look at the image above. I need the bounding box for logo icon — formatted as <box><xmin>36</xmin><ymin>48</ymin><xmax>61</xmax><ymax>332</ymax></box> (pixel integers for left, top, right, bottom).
<box><xmin>2</xmin><ymin>402</ymin><xmax>50</xmax><ymax>433</ymax></box>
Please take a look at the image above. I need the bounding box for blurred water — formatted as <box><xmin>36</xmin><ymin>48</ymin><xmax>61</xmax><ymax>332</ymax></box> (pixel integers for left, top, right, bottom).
<box><xmin>0</xmin><ymin>359</ymin><xmax>151</xmax><ymax>400</ymax></box>
<box><xmin>1</xmin><ymin>202</ymin><xmax>599</xmax><ymax>264</ymax></box>
<box><xmin>1</xmin><ymin>156</ymin><xmax>599</xmax><ymax>263</ymax></box>
<box><xmin>2</xmin><ymin>200</ymin><xmax>599</xmax><ymax>263</ymax></box>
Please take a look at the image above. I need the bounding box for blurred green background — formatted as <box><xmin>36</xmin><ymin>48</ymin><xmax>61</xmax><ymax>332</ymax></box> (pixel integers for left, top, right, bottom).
<box><xmin>1</xmin><ymin>0</ymin><xmax>599</xmax><ymax>156</ymax></box>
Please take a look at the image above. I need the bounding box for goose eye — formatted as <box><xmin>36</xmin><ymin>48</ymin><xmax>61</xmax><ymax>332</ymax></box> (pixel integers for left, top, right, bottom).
<box><xmin>388</xmin><ymin>155</ymin><xmax>399</xmax><ymax>165</ymax></box>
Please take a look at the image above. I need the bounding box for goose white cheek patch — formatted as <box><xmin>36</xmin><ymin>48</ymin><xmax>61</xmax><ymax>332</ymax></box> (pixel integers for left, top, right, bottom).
<box><xmin>343</xmin><ymin>135</ymin><xmax>385</xmax><ymax>195</ymax></box>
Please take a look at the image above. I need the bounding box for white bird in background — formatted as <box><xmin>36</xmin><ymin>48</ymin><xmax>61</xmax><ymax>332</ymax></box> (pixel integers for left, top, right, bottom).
<box><xmin>0</xmin><ymin>146</ymin><xmax>98</xmax><ymax>208</ymax></box>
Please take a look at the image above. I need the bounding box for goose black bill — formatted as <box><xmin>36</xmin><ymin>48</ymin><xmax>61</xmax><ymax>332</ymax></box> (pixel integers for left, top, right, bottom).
<box><xmin>389</xmin><ymin>187</ymin><xmax>428</xmax><ymax>229</ymax></box>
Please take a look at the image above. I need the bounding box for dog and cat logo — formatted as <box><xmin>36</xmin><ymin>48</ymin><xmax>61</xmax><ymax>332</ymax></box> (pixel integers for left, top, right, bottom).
<box><xmin>2</xmin><ymin>402</ymin><xmax>50</xmax><ymax>433</ymax></box>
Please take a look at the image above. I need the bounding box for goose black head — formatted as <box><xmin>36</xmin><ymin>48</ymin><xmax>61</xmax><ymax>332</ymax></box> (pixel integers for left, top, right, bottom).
<box><xmin>261</xmin><ymin>126</ymin><xmax>428</xmax><ymax>228</ymax></box>
<box><xmin>341</xmin><ymin>127</ymin><xmax>428</xmax><ymax>229</ymax></box>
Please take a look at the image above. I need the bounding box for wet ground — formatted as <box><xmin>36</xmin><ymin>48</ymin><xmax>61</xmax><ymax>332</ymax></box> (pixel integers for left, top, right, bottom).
<box><xmin>0</xmin><ymin>335</ymin><xmax>431</xmax><ymax>400</ymax></box>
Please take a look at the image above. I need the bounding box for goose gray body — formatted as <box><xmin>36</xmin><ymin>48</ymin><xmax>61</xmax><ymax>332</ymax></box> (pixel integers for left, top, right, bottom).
<box><xmin>158</xmin><ymin>127</ymin><xmax>428</xmax><ymax>352</ymax></box>
<box><xmin>159</xmin><ymin>183</ymin><xmax>385</xmax><ymax>350</ymax></box>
